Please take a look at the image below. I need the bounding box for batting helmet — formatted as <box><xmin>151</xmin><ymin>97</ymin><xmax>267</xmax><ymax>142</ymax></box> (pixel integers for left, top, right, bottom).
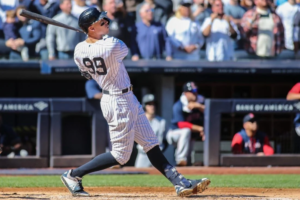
<box><xmin>78</xmin><ymin>7</ymin><xmax>111</xmax><ymax>33</ymax></box>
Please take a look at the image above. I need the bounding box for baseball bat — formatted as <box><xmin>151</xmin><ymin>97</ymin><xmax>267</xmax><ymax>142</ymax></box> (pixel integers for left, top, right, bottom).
<box><xmin>20</xmin><ymin>9</ymin><xmax>85</xmax><ymax>34</ymax></box>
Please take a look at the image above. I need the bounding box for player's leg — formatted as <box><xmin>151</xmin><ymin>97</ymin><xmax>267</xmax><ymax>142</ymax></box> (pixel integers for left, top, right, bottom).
<box><xmin>166</xmin><ymin>128</ymin><xmax>191</xmax><ymax>166</ymax></box>
<box><xmin>133</xmin><ymin>103</ymin><xmax>210</xmax><ymax>197</ymax></box>
<box><xmin>61</xmin><ymin>94</ymin><xmax>137</xmax><ymax>196</ymax></box>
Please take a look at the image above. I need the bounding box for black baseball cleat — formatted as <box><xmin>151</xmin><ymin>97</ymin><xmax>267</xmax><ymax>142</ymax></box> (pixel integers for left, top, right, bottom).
<box><xmin>61</xmin><ymin>170</ymin><xmax>90</xmax><ymax>197</ymax></box>
<box><xmin>175</xmin><ymin>178</ymin><xmax>210</xmax><ymax>197</ymax></box>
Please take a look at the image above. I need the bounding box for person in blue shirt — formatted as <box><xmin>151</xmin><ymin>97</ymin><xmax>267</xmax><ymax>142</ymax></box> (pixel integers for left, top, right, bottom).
<box><xmin>85</xmin><ymin>79</ymin><xmax>103</xmax><ymax>99</ymax></box>
<box><xmin>9</xmin><ymin>6</ymin><xmax>43</xmax><ymax>60</ymax></box>
<box><xmin>166</xmin><ymin>82</ymin><xmax>205</xmax><ymax>166</ymax></box>
<box><xmin>34</xmin><ymin>0</ymin><xmax>61</xmax><ymax>59</ymax></box>
<box><xmin>131</xmin><ymin>2</ymin><xmax>172</xmax><ymax>61</ymax></box>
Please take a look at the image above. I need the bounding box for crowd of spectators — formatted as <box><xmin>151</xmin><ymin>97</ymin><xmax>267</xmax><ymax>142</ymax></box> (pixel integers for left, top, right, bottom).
<box><xmin>1</xmin><ymin>0</ymin><xmax>300</xmax><ymax>61</ymax></box>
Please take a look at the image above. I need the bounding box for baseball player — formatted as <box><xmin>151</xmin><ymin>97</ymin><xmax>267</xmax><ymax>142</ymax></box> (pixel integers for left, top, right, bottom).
<box><xmin>60</xmin><ymin>7</ymin><xmax>210</xmax><ymax>197</ymax></box>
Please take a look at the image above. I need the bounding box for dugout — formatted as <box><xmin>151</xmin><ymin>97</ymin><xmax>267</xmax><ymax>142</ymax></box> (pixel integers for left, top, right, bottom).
<box><xmin>204</xmin><ymin>99</ymin><xmax>300</xmax><ymax>166</ymax></box>
<box><xmin>1</xmin><ymin>60</ymin><xmax>300</xmax><ymax>167</ymax></box>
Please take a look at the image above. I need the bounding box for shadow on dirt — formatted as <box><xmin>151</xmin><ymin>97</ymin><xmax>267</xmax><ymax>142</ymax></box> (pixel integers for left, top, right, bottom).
<box><xmin>0</xmin><ymin>193</ymin><xmax>49</xmax><ymax>199</ymax></box>
<box><xmin>190</xmin><ymin>195</ymin><xmax>266</xmax><ymax>198</ymax></box>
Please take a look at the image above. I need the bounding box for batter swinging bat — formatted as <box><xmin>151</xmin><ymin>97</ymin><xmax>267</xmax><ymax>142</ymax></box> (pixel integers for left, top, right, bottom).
<box><xmin>20</xmin><ymin>9</ymin><xmax>85</xmax><ymax>34</ymax></box>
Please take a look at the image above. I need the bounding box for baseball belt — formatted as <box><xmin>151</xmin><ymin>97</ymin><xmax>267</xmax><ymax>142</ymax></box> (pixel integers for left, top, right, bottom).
<box><xmin>103</xmin><ymin>85</ymin><xmax>133</xmax><ymax>95</ymax></box>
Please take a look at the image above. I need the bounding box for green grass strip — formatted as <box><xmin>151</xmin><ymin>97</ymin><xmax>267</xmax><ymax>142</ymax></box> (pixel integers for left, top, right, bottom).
<box><xmin>0</xmin><ymin>175</ymin><xmax>299</xmax><ymax>188</ymax></box>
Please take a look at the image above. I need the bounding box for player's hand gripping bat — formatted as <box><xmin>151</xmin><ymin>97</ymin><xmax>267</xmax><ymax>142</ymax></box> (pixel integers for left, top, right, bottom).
<box><xmin>20</xmin><ymin>9</ymin><xmax>85</xmax><ymax>34</ymax></box>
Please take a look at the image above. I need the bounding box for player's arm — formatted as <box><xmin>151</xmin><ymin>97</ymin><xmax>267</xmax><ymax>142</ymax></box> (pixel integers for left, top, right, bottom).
<box><xmin>231</xmin><ymin>133</ymin><xmax>243</xmax><ymax>154</ymax></box>
<box><xmin>262</xmin><ymin>137</ymin><xmax>274</xmax><ymax>155</ymax></box>
<box><xmin>111</xmin><ymin>38</ymin><xmax>129</xmax><ymax>61</ymax></box>
<box><xmin>188</xmin><ymin>102</ymin><xmax>205</xmax><ymax>112</ymax></box>
<box><xmin>287</xmin><ymin>83</ymin><xmax>300</xmax><ymax>100</ymax></box>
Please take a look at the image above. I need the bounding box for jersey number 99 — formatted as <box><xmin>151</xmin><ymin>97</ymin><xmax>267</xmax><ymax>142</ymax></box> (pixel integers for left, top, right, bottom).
<box><xmin>83</xmin><ymin>57</ymin><xmax>107</xmax><ymax>75</ymax></box>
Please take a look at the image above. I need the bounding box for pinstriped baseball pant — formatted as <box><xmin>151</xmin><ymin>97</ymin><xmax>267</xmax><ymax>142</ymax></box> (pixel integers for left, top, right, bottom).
<box><xmin>100</xmin><ymin>91</ymin><xmax>160</xmax><ymax>165</ymax></box>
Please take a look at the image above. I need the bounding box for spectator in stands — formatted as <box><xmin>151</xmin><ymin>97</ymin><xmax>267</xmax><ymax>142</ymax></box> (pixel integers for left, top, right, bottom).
<box><xmin>3</xmin><ymin>10</ymin><xmax>29</xmax><ymax>61</ymax></box>
<box><xmin>0</xmin><ymin>115</ymin><xmax>22</xmax><ymax>157</ymax></box>
<box><xmin>123</xmin><ymin>0</ymin><xmax>143</xmax><ymax>22</ymax></box>
<box><xmin>224</xmin><ymin>0</ymin><xmax>245</xmax><ymax>49</ymax></box>
<box><xmin>224</xmin><ymin>0</ymin><xmax>245</xmax><ymax>25</ymax></box>
<box><xmin>72</xmin><ymin>0</ymin><xmax>90</xmax><ymax>18</ymax></box>
<box><xmin>293</xmin><ymin>10</ymin><xmax>300</xmax><ymax>56</ymax></box>
<box><xmin>103</xmin><ymin>0</ymin><xmax>134</xmax><ymax>49</ymax></box>
<box><xmin>19</xmin><ymin>0</ymin><xmax>41</xmax><ymax>14</ymax></box>
<box><xmin>9</xmin><ymin>6</ymin><xmax>43</xmax><ymax>60</ymax></box>
<box><xmin>167</xmin><ymin>82</ymin><xmax>205</xmax><ymax>166</ymax></box>
<box><xmin>34</xmin><ymin>0</ymin><xmax>61</xmax><ymax>59</ymax></box>
<box><xmin>46</xmin><ymin>0</ymin><xmax>86</xmax><ymax>60</ymax></box>
<box><xmin>191</xmin><ymin>0</ymin><xmax>212</xmax><ymax>26</ymax></box>
<box><xmin>232</xmin><ymin>113</ymin><xmax>274</xmax><ymax>155</ymax></box>
<box><xmin>276</xmin><ymin>0</ymin><xmax>299</xmax><ymax>51</ymax></box>
<box><xmin>136</xmin><ymin>0</ymin><xmax>173</xmax><ymax>25</ymax></box>
<box><xmin>35</xmin><ymin>0</ymin><xmax>61</xmax><ymax>18</ymax></box>
<box><xmin>241</xmin><ymin>0</ymin><xmax>254</xmax><ymax>11</ymax></box>
<box><xmin>0</xmin><ymin>0</ymin><xmax>19</xmax><ymax>58</ymax></box>
<box><xmin>90</xmin><ymin>0</ymin><xmax>101</xmax><ymax>10</ymax></box>
<box><xmin>166</xmin><ymin>0</ymin><xmax>204</xmax><ymax>61</ymax></box>
<box><xmin>85</xmin><ymin>79</ymin><xmax>103</xmax><ymax>99</ymax></box>
<box><xmin>275</xmin><ymin>0</ymin><xmax>287</xmax><ymax>6</ymax></box>
<box><xmin>240</xmin><ymin>0</ymin><xmax>285</xmax><ymax>58</ymax></box>
<box><xmin>135</xmin><ymin>94</ymin><xmax>167</xmax><ymax>167</ymax></box>
<box><xmin>201</xmin><ymin>0</ymin><xmax>238</xmax><ymax>61</ymax></box>
<box><xmin>131</xmin><ymin>3</ymin><xmax>172</xmax><ymax>61</ymax></box>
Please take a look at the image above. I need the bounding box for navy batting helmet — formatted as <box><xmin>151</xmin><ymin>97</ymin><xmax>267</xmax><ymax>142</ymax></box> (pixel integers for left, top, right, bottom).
<box><xmin>78</xmin><ymin>8</ymin><xmax>111</xmax><ymax>33</ymax></box>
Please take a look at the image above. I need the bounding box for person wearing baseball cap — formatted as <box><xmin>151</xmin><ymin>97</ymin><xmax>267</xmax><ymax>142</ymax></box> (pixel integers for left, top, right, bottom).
<box><xmin>166</xmin><ymin>82</ymin><xmax>205</xmax><ymax>166</ymax></box>
<box><xmin>135</xmin><ymin>94</ymin><xmax>167</xmax><ymax>167</ymax></box>
<box><xmin>231</xmin><ymin>113</ymin><xmax>274</xmax><ymax>155</ymax></box>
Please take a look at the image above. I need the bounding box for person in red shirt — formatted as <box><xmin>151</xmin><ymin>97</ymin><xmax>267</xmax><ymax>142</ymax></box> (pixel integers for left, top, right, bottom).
<box><xmin>286</xmin><ymin>83</ymin><xmax>300</xmax><ymax>153</ymax></box>
<box><xmin>231</xmin><ymin>113</ymin><xmax>274</xmax><ymax>155</ymax></box>
<box><xmin>287</xmin><ymin>82</ymin><xmax>300</xmax><ymax>136</ymax></box>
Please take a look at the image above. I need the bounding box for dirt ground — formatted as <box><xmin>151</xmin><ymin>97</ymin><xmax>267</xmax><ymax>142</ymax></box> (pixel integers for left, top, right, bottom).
<box><xmin>122</xmin><ymin>166</ymin><xmax>300</xmax><ymax>175</ymax></box>
<box><xmin>1</xmin><ymin>187</ymin><xmax>299</xmax><ymax>200</ymax></box>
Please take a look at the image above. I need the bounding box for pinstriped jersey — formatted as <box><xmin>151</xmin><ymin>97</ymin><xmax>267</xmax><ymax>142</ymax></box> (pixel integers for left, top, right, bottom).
<box><xmin>74</xmin><ymin>37</ymin><xmax>131</xmax><ymax>92</ymax></box>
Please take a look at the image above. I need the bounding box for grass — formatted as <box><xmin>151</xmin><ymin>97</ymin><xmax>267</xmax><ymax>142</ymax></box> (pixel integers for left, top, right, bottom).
<box><xmin>0</xmin><ymin>175</ymin><xmax>299</xmax><ymax>188</ymax></box>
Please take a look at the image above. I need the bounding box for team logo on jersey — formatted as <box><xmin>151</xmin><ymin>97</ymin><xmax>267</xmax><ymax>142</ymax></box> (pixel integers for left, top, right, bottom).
<box><xmin>34</xmin><ymin>101</ymin><xmax>49</xmax><ymax>111</ymax></box>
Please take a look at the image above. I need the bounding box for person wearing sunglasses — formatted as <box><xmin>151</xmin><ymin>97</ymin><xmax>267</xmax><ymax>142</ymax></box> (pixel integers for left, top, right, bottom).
<box><xmin>231</xmin><ymin>113</ymin><xmax>274</xmax><ymax>155</ymax></box>
<box><xmin>60</xmin><ymin>7</ymin><xmax>210</xmax><ymax>197</ymax></box>
<box><xmin>166</xmin><ymin>82</ymin><xmax>205</xmax><ymax>166</ymax></box>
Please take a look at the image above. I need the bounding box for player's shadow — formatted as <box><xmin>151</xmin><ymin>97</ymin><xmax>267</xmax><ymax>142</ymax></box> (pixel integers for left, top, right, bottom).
<box><xmin>0</xmin><ymin>197</ymin><xmax>50</xmax><ymax>200</ymax></box>
<box><xmin>0</xmin><ymin>193</ymin><xmax>50</xmax><ymax>199</ymax></box>
<box><xmin>94</xmin><ymin>195</ymin><xmax>159</xmax><ymax>198</ymax></box>
<box><xmin>189</xmin><ymin>195</ymin><xmax>266</xmax><ymax>198</ymax></box>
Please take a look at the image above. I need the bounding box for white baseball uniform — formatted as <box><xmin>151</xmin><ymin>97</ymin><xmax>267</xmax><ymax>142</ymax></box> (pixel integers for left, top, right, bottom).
<box><xmin>74</xmin><ymin>37</ymin><xmax>159</xmax><ymax>165</ymax></box>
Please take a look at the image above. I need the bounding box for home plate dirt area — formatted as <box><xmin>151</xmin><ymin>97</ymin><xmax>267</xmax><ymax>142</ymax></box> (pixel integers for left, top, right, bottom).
<box><xmin>1</xmin><ymin>187</ymin><xmax>300</xmax><ymax>199</ymax></box>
